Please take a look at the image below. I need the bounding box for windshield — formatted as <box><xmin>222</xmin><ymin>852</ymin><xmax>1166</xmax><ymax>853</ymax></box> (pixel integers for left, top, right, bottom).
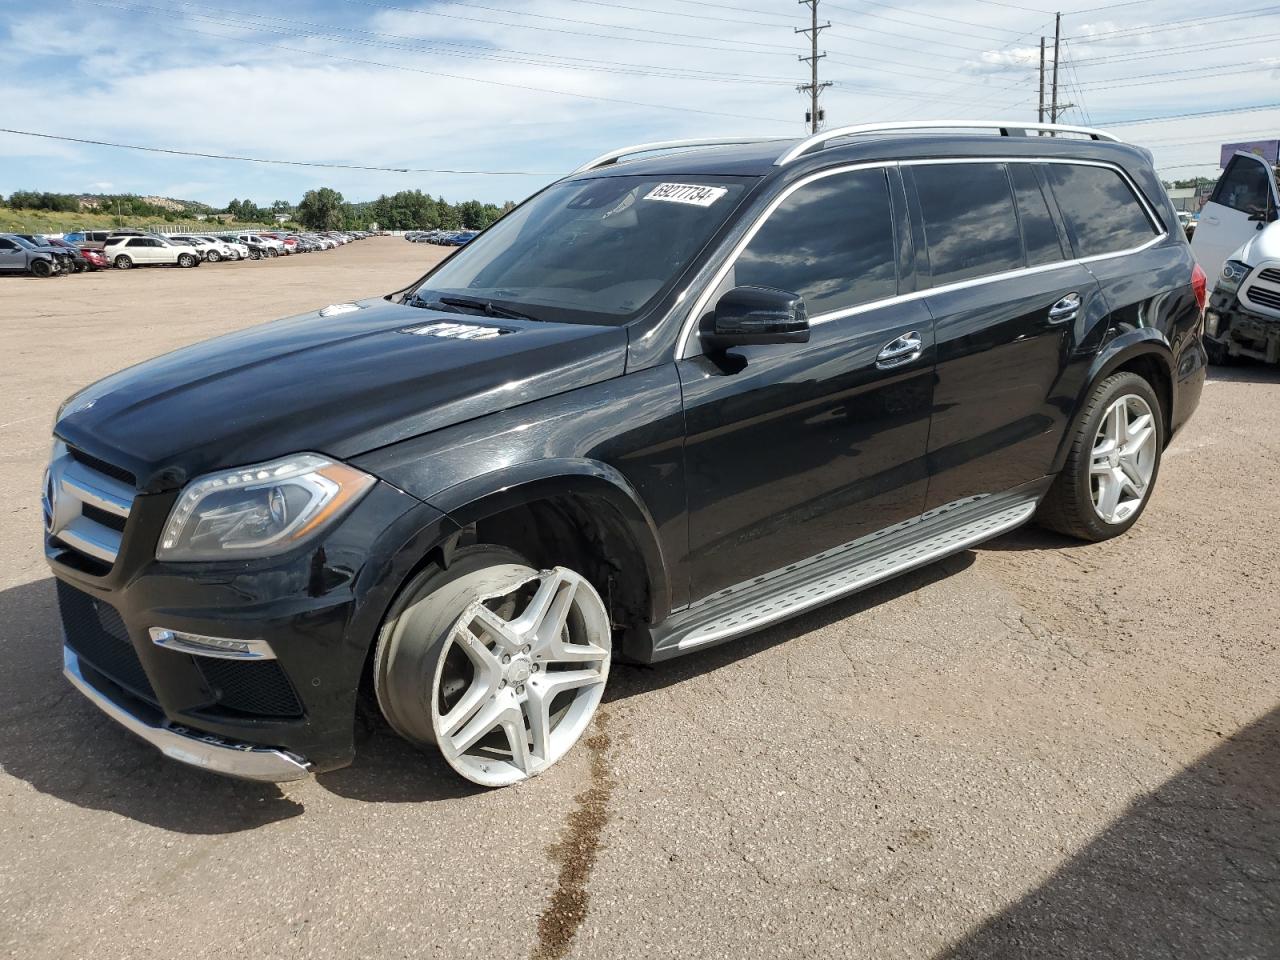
<box><xmin>411</xmin><ymin>175</ymin><xmax>752</xmax><ymax>324</ymax></box>
<box><xmin>10</xmin><ymin>235</ymin><xmax>39</xmax><ymax>250</ymax></box>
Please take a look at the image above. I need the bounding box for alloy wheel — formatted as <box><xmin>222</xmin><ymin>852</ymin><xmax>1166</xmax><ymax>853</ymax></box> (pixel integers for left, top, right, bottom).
<box><xmin>430</xmin><ymin>567</ymin><xmax>611</xmax><ymax>787</ymax></box>
<box><xmin>1090</xmin><ymin>394</ymin><xmax>1157</xmax><ymax>525</ymax></box>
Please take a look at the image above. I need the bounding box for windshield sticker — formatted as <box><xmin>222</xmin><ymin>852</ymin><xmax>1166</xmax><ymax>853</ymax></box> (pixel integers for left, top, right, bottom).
<box><xmin>644</xmin><ymin>183</ymin><xmax>728</xmax><ymax>207</ymax></box>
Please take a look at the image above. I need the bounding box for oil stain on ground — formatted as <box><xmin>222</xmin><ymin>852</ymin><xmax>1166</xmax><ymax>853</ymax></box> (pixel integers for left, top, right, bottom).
<box><xmin>531</xmin><ymin>710</ymin><xmax>615</xmax><ymax>960</ymax></box>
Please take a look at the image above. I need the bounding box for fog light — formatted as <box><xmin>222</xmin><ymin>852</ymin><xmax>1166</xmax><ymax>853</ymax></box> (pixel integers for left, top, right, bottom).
<box><xmin>1205</xmin><ymin>310</ymin><xmax>1220</xmax><ymax>337</ymax></box>
<box><xmin>149</xmin><ymin>627</ymin><xmax>276</xmax><ymax>660</ymax></box>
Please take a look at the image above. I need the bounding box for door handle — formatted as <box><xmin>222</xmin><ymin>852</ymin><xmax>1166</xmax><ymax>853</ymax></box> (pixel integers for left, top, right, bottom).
<box><xmin>1048</xmin><ymin>293</ymin><xmax>1081</xmax><ymax>325</ymax></box>
<box><xmin>876</xmin><ymin>331</ymin><xmax>923</xmax><ymax>369</ymax></box>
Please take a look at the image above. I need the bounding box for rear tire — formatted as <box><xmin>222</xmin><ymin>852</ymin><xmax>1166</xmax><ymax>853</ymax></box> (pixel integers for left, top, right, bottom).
<box><xmin>30</xmin><ymin>259</ymin><xmax>52</xmax><ymax>278</ymax></box>
<box><xmin>1036</xmin><ymin>372</ymin><xmax>1164</xmax><ymax>542</ymax></box>
<box><xmin>114</xmin><ymin>255</ymin><xmax>133</xmax><ymax>270</ymax></box>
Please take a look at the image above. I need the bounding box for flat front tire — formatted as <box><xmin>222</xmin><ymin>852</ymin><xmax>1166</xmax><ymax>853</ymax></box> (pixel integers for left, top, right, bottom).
<box><xmin>1036</xmin><ymin>371</ymin><xmax>1164</xmax><ymax>542</ymax></box>
<box><xmin>373</xmin><ymin>545</ymin><xmax>612</xmax><ymax>788</ymax></box>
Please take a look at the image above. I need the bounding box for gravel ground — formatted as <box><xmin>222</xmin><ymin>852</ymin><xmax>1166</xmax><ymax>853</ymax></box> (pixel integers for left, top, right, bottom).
<box><xmin>1</xmin><ymin>238</ymin><xmax>1276</xmax><ymax>959</ymax></box>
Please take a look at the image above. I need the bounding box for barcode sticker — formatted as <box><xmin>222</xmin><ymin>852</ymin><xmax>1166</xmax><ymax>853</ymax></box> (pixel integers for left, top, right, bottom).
<box><xmin>644</xmin><ymin>183</ymin><xmax>728</xmax><ymax>207</ymax></box>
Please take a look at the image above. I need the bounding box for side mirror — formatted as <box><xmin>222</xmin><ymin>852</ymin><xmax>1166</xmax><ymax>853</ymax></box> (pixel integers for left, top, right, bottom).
<box><xmin>702</xmin><ymin>286</ymin><xmax>809</xmax><ymax>351</ymax></box>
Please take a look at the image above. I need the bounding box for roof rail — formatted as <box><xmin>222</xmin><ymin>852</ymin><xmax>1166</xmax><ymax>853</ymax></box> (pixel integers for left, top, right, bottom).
<box><xmin>776</xmin><ymin>121</ymin><xmax>1121</xmax><ymax>166</ymax></box>
<box><xmin>573</xmin><ymin>137</ymin><xmax>786</xmax><ymax>174</ymax></box>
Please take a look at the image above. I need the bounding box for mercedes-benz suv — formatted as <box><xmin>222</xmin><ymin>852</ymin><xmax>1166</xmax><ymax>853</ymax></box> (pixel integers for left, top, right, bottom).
<box><xmin>45</xmin><ymin>122</ymin><xmax>1207</xmax><ymax>788</ymax></box>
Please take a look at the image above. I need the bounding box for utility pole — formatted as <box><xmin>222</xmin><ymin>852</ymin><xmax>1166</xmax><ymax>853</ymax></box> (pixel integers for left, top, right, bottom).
<box><xmin>1050</xmin><ymin>12</ymin><xmax>1061</xmax><ymax>124</ymax></box>
<box><xmin>1038</xmin><ymin>36</ymin><xmax>1045</xmax><ymax>124</ymax></box>
<box><xmin>796</xmin><ymin>0</ymin><xmax>831</xmax><ymax>134</ymax></box>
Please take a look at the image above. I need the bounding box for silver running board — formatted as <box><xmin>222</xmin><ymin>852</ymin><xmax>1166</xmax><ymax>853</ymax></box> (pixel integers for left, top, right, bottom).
<box><xmin>654</xmin><ymin>489</ymin><xmax>1041</xmax><ymax>656</ymax></box>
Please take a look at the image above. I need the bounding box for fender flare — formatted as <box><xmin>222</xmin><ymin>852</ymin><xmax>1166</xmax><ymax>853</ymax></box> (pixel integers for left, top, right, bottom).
<box><xmin>1052</xmin><ymin>329</ymin><xmax>1175</xmax><ymax>472</ymax></box>
<box><xmin>426</xmin><ymin>458</ymin><xmax>672</xmax><ymax>623</ymax></box>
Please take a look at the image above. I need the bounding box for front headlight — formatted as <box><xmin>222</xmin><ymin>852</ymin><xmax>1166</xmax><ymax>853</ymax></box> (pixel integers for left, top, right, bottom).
<box><xmin>1219</xmin><ymin>260</ymin><xmax>1250</xmax><ymax>295</ymax></box>
<box><xmin>157</xmin><ymin>453</ymin><xmax>376</xmax><ymax>562</ymax></box>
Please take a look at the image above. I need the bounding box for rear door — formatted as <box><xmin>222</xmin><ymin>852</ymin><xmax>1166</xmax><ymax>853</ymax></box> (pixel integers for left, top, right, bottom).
<box><xmin>678</xmin><ymin>165</ymin><xmax>935</xmax><ymax>599</ymax></box>
<box><xmin>907</xmin><ymin>160</ymin><xmax>1107</xmax><ymax>508</ymax></box>
<box><xmin>1192</xmin><ymin>152</ymin><xmax>1279</xmax><ymax>287</ymax></box>
<box><xmin>0</xmin><ymin>237</ymin><xmax>24</xmax><ymax>272</ymax></box>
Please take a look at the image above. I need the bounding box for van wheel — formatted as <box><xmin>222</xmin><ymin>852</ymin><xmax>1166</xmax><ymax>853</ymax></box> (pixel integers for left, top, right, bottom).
<box><xmin>1037</xmin><ymin>372</ymin><xmax>1164</xmax><ymax>542</ymax></box>
<box><xmin>373</xmin><ymin>545</ymin><xmax>611</xmax><ymax>788</ymax></box>
<box><xmin>114</xmin><ymin>255</ymin><xmax>133</xmax><ymax>270</ymax></box>
<box><xmin>30</xmin><ymin>259</ymin><xmax>53</xmax><ymax>278</ymax></box>
<box><xmin>206</xmin><ymin>250</ymin><xmax>222</xmax><ymax>263</ymax></box>
<box><xmin>178</xmin><ymin>253</ymin><xmax>197</xmax><ymax>268</ymax></box>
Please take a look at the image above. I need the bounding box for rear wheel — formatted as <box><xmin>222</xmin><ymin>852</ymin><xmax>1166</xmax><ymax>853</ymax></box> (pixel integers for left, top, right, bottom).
<box><xmin>30</xmin><ymin>259</ymin><xmax>52</xmax><ymax>278</ymax></box>
<box><xmin>1037</xmin><ymin>372</ymin><xmax>1163</xmax><ymax>542</ymax></box>
<box><xmin>374</xmin><ymin>545</ymin><xmax>612</xmax><ymax>788</ymax></box>
<box><xmin>114</xmin><ymin>255</ymin><xmax>133</xmax><ymax>270</ymax></box>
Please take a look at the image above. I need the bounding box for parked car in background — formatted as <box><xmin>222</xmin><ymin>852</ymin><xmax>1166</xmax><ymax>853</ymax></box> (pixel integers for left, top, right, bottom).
<box><xmin>44</xmin><ymin>122</ymin><xmax>1205</xmax><ymax>789</ymax></box>
<box><xmin>0</xmin><ymin>233</ymin><xmax>63</xmax><ymax>277</ymax></box>
<box><xmin>44</xmin><ymin>237</ymin><xmax>93</xmax><ymax>272</ymax></box>
<box><xmin>200</xmin><ymin>236</ymin><xmax>249</xmax><ymax>260</ymax></box>
<box><xmin>1191</xmin><ymin>151</ymin><xmax>1278</xmax><ymax>289</ymax></box>
<box><xmin>1203</xmin><ymin>220</ymin><xmax>1280</xmax><ymax>366</ymax></box>
<box><xmin>104</xmin><ymin>235</ymin><xmax>200</xmax><ymax>269</ymax></box>
<box><xmin>170</xmin><ymin>235</ymin><xmax>238</xmax><ymax>262</ymax></box>
<box><xmin>13</xmin><ymin>234</ymin><xmax>77</xmax><ymax>273</ymax></box>
<box><xmin>235</xmin><ymin>233</ymin><xmax>283</xmax><ymax>256</ymax></box>
<box><xmin>78</xmin><ymin>246</ymin><xmax>109</xmax><ymax>271</ymax></box>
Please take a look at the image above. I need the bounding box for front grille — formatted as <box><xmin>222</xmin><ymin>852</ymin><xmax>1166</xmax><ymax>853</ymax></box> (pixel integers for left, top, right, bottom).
<box><xmin>194</xmin><ymin>659</ymin><xmax>303</xmax><ymax>718</ymax></box>
<box><xmin>57</xmin><ymin>580</ymin><xmax>158</xmax><ymax>705</ymax></box>
<box><xmin>1244</xmin><ymin>284</ymin><xmax>1280</xmax><ymax>311</ymax></box>
<box><xmin>1258</xmin><ymin>268</ymin><xmax>1280</xmax><ymax>285</ymax></box>
<box><xmin>48</xmin><ymin>445</ymin><xmax>136</xmax><ymax>569</ymax></box>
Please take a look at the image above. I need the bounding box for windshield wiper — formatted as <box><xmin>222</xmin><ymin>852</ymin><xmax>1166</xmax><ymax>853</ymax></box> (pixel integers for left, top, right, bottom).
<box><xmin>421</xmin><ymin>294</ymin><xmax>540</xmax><ymax>323</ymax></box>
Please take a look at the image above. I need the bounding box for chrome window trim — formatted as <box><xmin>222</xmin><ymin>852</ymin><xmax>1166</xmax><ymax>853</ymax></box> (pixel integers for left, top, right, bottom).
<box><xmin>675</xmin><ymin>156</ymin><xmax>1168</xmax><ymax>359</ymax></box>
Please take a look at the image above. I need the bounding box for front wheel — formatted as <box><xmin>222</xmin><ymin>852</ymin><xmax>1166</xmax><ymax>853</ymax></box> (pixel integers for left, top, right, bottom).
<box><xmin>248</xmin><ymin>249</ymin><xmax>261</xmax><ymax>260</ymax></box>
<box><xmin>30</xmin><ymin>259</ymin><xmax>52</xmax><ymax>278</ymax></box>
<box><xmin>177</xmin><ymin>253</ymin><xmax>197</xmax><ymax>268</ymax></box>
<box><xmin>1036</xmin><ymin>372</ymin><xmax>1164</xmax><ymax>542</ymax></box>
<box><xmin>373</xmin><ymin>546</ymin><xmax>612</xmax><ymax>788</ymax></box>
<box><xmin>206</xmin><ymin>250</ymin><xmax>222</xmax><ymax>263</ymax></box>
<box><xmin>113</xmin><ymin>255</ymin><xmax>133</xmax><ymax>270</ymax></box>
<box><xmin>267</xmin><ymin>247</ymin><xmax>278</xmax><ymax>258</ymax></box>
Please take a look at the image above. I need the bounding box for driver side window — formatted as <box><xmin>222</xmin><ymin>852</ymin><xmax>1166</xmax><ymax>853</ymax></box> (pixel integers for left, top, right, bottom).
<box><xmin>1211</xmin><ymin>156</ymin><xmax>1273</xmax><ymax>215</ymax></box>
<box><xmin>716</xmin><ymin>167</ymin><xmax>898</xmax><ymax>319</ymax></box>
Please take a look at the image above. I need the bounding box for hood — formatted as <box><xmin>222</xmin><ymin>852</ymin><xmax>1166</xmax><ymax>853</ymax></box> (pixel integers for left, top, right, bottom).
<box><xmin>55</xmin><ymin>298</ymin><xmax>628</xmax><ymax>493</ymax></box>
<box><xmin>1232</xmin><ymin>221</ymin><xmax>1280</xmax><ymax>266</ymax></box>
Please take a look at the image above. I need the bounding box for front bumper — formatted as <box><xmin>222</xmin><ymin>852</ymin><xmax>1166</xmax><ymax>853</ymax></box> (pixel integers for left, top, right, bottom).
<box><xmin>48</xmin><ymin>459</ymin><xmax>459</xmax><ymax>777</ymax></box>
<box><xmin>64</xmin><ymin>645</ymin><xmax>311</xmax><ymax>781</ymax></box>
<box><xmin>1205</xmin><ymin>288</ymin><xmax>1280</xmax><ymax>364</ymax></box>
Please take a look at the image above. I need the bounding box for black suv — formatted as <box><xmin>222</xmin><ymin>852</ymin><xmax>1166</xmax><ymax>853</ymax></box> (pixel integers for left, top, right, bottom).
<box><xmin>46</xmin><ymin>122</ymin><xmax>1207</xmax><ymax>788</ymax></box>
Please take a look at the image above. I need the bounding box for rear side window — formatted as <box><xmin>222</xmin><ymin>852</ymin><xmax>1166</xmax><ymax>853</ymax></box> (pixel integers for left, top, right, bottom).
<box><xmin>1044</xmin><ymin>164</ymin><xmax>1158</xmax><ymax>257</ymax></box>
<box><xmin>1010</xmin><ymin>165</ymin><xmax>1065</xmax><ymax>266</ymax></box>
<box><xmin>912</xmin><ymin>163</ymin><xmax>1022</xmax><ymax>285</ymax></box>
<box><xmin>0</xmin><ymin>239</ymin><xmax>16</xmax><ymax>250</ymax></box>
<box><xmin>733</xmin><ymin>168</ymin><xmax>897</xmax><ymax>316</ymax></box>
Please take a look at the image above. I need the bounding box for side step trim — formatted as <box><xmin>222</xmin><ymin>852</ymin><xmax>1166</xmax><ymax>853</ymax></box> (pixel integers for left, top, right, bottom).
<box><xmin>652</xmin><ymin>487</ymin><xmax>1043</xmax><ymax>658</ymax></box>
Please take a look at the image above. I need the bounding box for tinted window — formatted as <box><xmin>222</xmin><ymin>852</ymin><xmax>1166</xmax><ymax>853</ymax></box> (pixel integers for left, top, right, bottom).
<box><xmin>1010</xmin><ymin>164</ymin><xmax>1065</xmax><ymax>266</ymax></box>
<box><xmin>913</xmin><ymin>163</ymin><xmax>1022</xmax><ymax>284</ymax></box>
<box><xmin>1045</xmin><ymin>163</ymin><xmax>1158</xmax><ymax>257</ymax></box>
<box><xmin>733</xmin><ymin>168</ymin><xmax>896</xmax><ymax>316</ymax></box>
<box><xmin>0</xmin><ymin>239</ymin><xmax>16</xmax><ymax>250</ymax></box>
<box><xmin>1210</xmin><ymin>156</ymin><xmax>1272</xmax><ymax>215</ymax></box>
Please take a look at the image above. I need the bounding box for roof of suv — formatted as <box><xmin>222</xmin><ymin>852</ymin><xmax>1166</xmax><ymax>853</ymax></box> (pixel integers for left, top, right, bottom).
<box><xmin>573</xmin><ymin>129</ymin><xmax>1154</xmax><ymax>182</ymax></box>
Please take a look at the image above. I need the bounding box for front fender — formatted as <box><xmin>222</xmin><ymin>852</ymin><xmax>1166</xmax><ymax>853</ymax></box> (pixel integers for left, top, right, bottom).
<box><xmin>428</xmin><ymin>458</ymin><xmax>671</xmax><ymax>622</ymax></box>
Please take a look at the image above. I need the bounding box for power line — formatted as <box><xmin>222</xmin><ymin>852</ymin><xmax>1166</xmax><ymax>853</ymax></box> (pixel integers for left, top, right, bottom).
<box><xmin>1107</xmin><ymin>103</ymin><xmax>1280</xmax><ymax>126</ymax></box>
<box><xmin>0</xmin><ymin>127</ymin><xmax>558</xmax><ymax>175</ymax></box>
<box><xmin>826</xmin><ymin>0</ymin><xmax>1038</xmax><ymax>40</ymax></box>
<box><xmin>1067</xmin><ymin>6</ymin><xmax>1280</xmax><ymax>42</ymax></box>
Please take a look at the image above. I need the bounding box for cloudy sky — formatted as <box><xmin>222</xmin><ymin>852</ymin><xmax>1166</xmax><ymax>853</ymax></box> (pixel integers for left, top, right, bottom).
<box><xmin>0</xmin><ymin>0</ymin><xmax>1274</xmax><ymax>207</ymax></box>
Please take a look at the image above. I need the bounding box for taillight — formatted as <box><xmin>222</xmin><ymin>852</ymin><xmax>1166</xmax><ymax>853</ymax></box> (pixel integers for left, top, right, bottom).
<box><xmin>1191</xmin><ymin>262</ymin><xmax>1207</xmax><ymax>314</ymax></box>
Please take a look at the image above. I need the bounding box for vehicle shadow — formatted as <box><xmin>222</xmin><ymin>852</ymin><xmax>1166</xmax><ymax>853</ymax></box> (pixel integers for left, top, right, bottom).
<box><xmin>0</xmin><ymin>578</ymin><xmax>306</xmax><ymax>834</ymax></box>
<box><xmin>935</xmin><ymin>704</ymin><xmax>1280</xmax><ymax>959</ymax></box>
<box><xmin>604</xmin><ymin>551</ymin><xmax>976</xmax><ymax>703</ymax></box>
<box><xmin>1206</xmin><ymin>357</ymin><xmax>1280</xmax><ymax>384</ymax></box>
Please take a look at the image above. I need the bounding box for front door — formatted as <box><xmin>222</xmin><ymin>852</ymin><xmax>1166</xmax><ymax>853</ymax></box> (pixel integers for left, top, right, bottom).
<box><xmin>1193</xmin><ymin>152</ymin><xmax>1279</xmax><ymax>288</ymax></box>
<box><xmin>678</xmin><ymin>165</ymin><xmax>935</xmax><ymax>601</ymax></box>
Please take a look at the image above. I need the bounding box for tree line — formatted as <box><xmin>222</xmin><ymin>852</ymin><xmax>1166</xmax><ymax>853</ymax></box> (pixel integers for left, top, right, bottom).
<box><xmin>2</xmin><ymin>187</ymin><xmax>516</xmax><ymax>231</ymax></box>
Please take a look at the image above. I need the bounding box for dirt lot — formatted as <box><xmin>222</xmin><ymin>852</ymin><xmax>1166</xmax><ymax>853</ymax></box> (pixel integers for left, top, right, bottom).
<box><xmin>1</xmin><ymin>237</ymin><xmax>1277</xmax><ymax>959</ymax></box>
